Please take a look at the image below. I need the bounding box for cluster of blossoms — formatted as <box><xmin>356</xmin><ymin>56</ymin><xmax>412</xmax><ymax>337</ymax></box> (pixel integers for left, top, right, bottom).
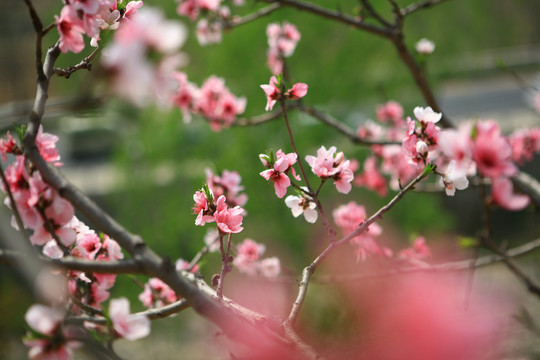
<box><xmin>1</xmin><ymin>127</ymin><xmax>151</xmax><ymax>356</ymax></box>
<box><xmin>233</xmin><ymin>238</ymin><xmax>281</xmax><ymax>278</ymax></box>
<box><xmin>332</xmin><ymin>201</ymin><xmax>388</xmax><ymax>261</ymax></box>
<box><xmin>333</xmin><ymin>201</ymin><xmax>431</xmax><ymax>264</ymax></box>
<box><xmin>176</xmin><ymin>0</ymin><xmax>239</xmax><ymax>46</ymax></box>
<box><xmin>355</xmin><ymin>101</ymin><xmax>538</xmax><ymax>211</ymax></box>
<box><xmin>101</xmin><ymin>7</ymin><xmax>188</xmax><ymax>106</ymax></box>
<box><xmin>139</xmin><ymin>259</ymin><xmax>198</xmax><ymax>308</ymax></box>
<box><xmin>193</xmin><ymin>186</ymin><xmax>244</xmax><ymax>234</ymax></box>
<box><xmin>172</xmin><ymin>72</ymin><xmax>247</xmax><ymax>131</ymax></box>
<box><xmin>56</xmin><ymin>0</ymin><xmax>143</xmax><ymax>53</ymax></box>
<box><xmin>66</xmin><ymin>217</ymin><xmax>124</xmax><ymax>308</ymax></box>
<box><xmin>266</xmin><ymin>22</ymin><xmax>301</xmax><ymax>74</ymax></box>
<box><xmin>259</xmin><ymin>149</ymin><xmax>300</xmax><ymax>198</ymax></box>
<box><xmin>1</xmin><ymin>127</ymin><xmax>76</xmax><ymax>250</ymax></box>
<box><xmin>205</xmin><ymin>168</ymin><xmax>248</xmax><ymax>208</ymax></box>
<box><xmin>306</xmin><ymin>146</ymin><xmax>355</xmax><ymax>194</ymax></box>
<box><xmin>260</xmin><ymin>75</ymin><xmax>308</xmax><ymax>111</ymax></box>
<box><xmin>24</xmin><ymin>299</ymin><xmax>150</xmax><ymax>359</ymax></box>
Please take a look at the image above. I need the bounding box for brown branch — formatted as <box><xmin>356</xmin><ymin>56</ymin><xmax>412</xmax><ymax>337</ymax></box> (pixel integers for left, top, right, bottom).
<box><xmin>224</xmin><ymin>3</ymin><xmax>282</xmax><ymax>29</ymax></box>
<box><xmin>296</xmin><ymin>104</ymin><xmax>400</xmax><ymax>145</ymax></box>
<box><xmin>285</xmin><ymin>170</ymin><xmax>429</xmax><ymax>326</ymax></box>
<box><xmin>53</xmin><ymin>47</ymin><xmax>100</xmax><ymax>79</ymax></box>
<box><xmin>400</xmin><ymin>0</ymin><xmax>452</xmax><ymax>17</ymax></box>
<box><xmin>512</xmin><ymin>171</ymin><xmax>540</xmax><ymax>208</ymax></box>
<box><xmin>22</xmin><ymin>0</ymin><xmax>46</xmax><ymax>81</ymax></box>
<box><xmin>271</xmin><ymin>0</ymin><xmax>391</xmax><ymax>38</ymax></box>
<box><xmin>360</xmin><ymin>0</ymin><xmax>392</xmax><ymax>28</ymax></box>
<box><xmin>50</xmin><ymin>257</ymin><xmax>146</xmax><ymax>274</ymax></box>
<box><xmin>233</xmin><ymin>110</ymin><xmax>283</xmax><ymax>126</ymax></box>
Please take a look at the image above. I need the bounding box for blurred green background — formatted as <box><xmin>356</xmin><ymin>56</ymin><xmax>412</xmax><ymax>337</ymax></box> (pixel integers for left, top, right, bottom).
<box><xmin>1</xmin><ymin>0</ymin><xmax>540</xmax><ymax>358</ymax></box>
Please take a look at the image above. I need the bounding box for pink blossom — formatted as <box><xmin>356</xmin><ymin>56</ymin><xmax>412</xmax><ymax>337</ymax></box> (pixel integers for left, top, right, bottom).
<box><xmin>0</xmin><ymin>132</ymin><xmax>18</xmax><ymax>162</ymax></box>
<box><xmin>508</xmin><ymin>127</ymin><xmax>540</xmax><ymax>164</ymax></box>
<box><xmin>260</xmin><ymin>156</ymin><xmax>292</xmax><ymax>198</ymax></box>
<box><xmin>193</xmin><ymin>190</ymin><xmax>214</xmax><ymax>226</ymax></box>
<box><xmin>285</xmin><ymin>83</ymin><xmax>308</xmax><ymax>100</ymax></box>
<box><xmin>260</xmin><ymin>76</ymin><xmax>281</xmax><ymax>111</ymax></box>
<box><xmin>438</xmin><ymin>122</ymin><xmax>475</xmax><ymax>175</ymax></box>
<box><xmin>257</xmin><ymin>257</ymin><xmax>281</xmax><ymax>278</ymax></box>
<box><xmin>376</xmin><ymin>101</ymin><xmax>404</xmax><ymax>125</ymax></box>
<box><xmin>266</xmin><ymin>22</ymin><xmax>301</xmax><ymax>58</ymax></box>
<box><xmin>491</xmin><ymin>177</ymin><xmax>530</xmax><ymax>211</ymax></box>
<box><xmin>333</xmin><ymin>201</ymin><xmax>388</xmax><ymax>261</ymax></box>
<box><xmin>305</xmin><ymin>146</ymin><xmax>354</xmax><ymax>194</ymax></box>
<box><xmin>213</xmin><ymin>195</ymin><xmax>244</xmax><ymax>233</ymax></box>
<box><xmin>56</xmin><ymin>5</ymin><xmax>86</xmax><ymax>53</ymax></box>
<box><xmin>205</xmin><ymin>168</ymin><xmax>247</xmax><ymax>207</ymax></box>
<box><xmin>196</xmin><ymin>19</ymin><xmax>222</xmax><ymax>45</ymax></box>
<box><xmin>109</xmin><ymin>297</ymin><xmax>150</xmax><ymax>340</ymax></box>
<box><xmin>233</xmin><ymin>238</ymin><xmax>266</xmax><ymax>275</ymax></box>
<box><xmin>472</xmin><ymin>120</ymin><xmax>516</xmax><ymax>179</ymax></box>
<box><xmin>399</xmin><ymin>236</ymin><xmax>431</xmax><ymax>261</ymax></box>
<box><xmin>24</xmin><ymin>304</ymin><xmax>80</xmax><ymax>360</ymax></box>
<box><xmin>139</xmin><ymin>278</ymin><xmax>178</xmax><ymax>308</ymax></box>
<box><xmin>354</xmin><ymin>156</ymin><xmax>387</xmax><ymax>196</ymax></box>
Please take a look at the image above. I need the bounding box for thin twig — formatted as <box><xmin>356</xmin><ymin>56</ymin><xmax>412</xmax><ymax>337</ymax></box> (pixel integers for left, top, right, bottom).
<box><xmin>296</xmin><ymin>104</ymin><xmax>400</xmax><ymax>145</ymax></box>
<box><xmin>224</xmin><ymin>3</ymin><xmax>282</xmax><ymax>29</ymax></box>
<box><xmin>22</xmin><ymin>0</ymin><xmax>45</xmax><ymax>80</ymax></box>
<box><xmin>285</xmin><ymin>170</ymin><xmax>429</xmax><ymax>326</ymax></box>
<box><xmin>273</xmin><ymin>0</ymin><xmax>391</xmax><ymax>38</ymax></box>
<box><xmin>400</xmin><ymin>0</ymin><xmax>452</xmax><ymax>17</ymax></box>
<box><xmin>233</xmin><ymin>109</ymin><xmax>282</xmax><ymax>126</ymax></box>
<box><xmin>360</xmin><ymin>0</ymin><xmax>392</xmax><ymax>28</ymax></box>
<box><xmin>53</xmin><ymin>47</ymin><xmax>100</xmax><ymax>79</ymax></box>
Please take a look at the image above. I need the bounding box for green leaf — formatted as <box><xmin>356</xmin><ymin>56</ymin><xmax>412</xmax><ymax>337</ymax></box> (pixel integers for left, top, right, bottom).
<box><xmin>458</xmin><ymin>236</ymin><xmax>478</xmax><ymax>249</ymax></box>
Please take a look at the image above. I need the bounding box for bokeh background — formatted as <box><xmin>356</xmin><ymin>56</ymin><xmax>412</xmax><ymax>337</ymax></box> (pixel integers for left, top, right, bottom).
<box><xmin>1</xmin><ymin>0</ymin><xmax>540</xmax><ymax>358</ymax></box>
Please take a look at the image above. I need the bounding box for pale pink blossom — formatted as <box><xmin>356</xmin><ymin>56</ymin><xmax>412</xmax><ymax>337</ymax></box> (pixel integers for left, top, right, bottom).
<box><xmin>399</xmin><ymin>236</ymin><xmax>431</xmax><ymax>261</ymax></box>
<box><xmin>413</xmin><ymin>106</ymin><xmax>442</xmax><ymax>124</ymax></box>
<box><xmin>139</xmin><ymin>278</ymin><xmax>178</xmax><ymax>308</ymax></box>
<box><xmin>233</xmin><ymin>238</ymin><xmax>266</xmax><ymax>275</ymax></box>
<box><xmin>257</xmin><ymin>257</ymin><xmax>281</xmax><ymax>278</ymax></box>
<box><xmin>196</xmin><ymin>19</ymin><xmax>222</xmax><ymax>45</ymax></box>
<box><xmin>440</xmin><ymin>160</ymin><xmax>469</xmax><ymax>196</ymax></box>
<box><xmin>213</xmin><ymin>195</ymin><xmax>244</xmax><ymax>233</ymax></box>
<box><xmin>285</xmin><ymin>194</ymin><xmax>318</xmax><ymax>223</ymax></box>
<box><xmin>438</xmin><ymin>122</ymin><xmax>476</xmax><ymax>175</ymax></box>
<box><xmin>415</xmin><ymin>38</ymin><xmax>435</xmax><ymax>54</ymax></box>
<box><xmin>266</xmin><ymin>22</ymin><xmax>301</xmax><ymax>58</ymax></box>
<box><xmin>491</xmin><ymin>177</ymin><xmax>530</xmax><ymax>211</ymax></box>
<box><xmin>109</xmin><ymin>297</ymin><xmax>150</xmax><ymax>340</ymax></box>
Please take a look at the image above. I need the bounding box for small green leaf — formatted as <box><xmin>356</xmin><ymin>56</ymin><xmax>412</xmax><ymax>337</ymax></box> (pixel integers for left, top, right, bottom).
<box><xmin>15</xmin><ymin>124</ymin><xmax>27</xmax><ymax>144</ymax></box>
<box><xmin>458</xmin><ymin>236</ymin><xmax>478</xmax><ymax>249</ymax></box>
<box><xmin>422</xmin><ymin>163</ymin><xmax>436</xmax><ymax>176</ymax></box>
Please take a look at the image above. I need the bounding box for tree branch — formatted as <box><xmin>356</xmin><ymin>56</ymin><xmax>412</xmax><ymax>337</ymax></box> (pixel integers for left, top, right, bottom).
<box><xmin>224</xmin><ymin>3</ymin><xmax>282</xmax><ymax>29</ymax></box>
<box><xmin>53</xmin><ymin>47</ymin><xmax>100</xmax><ymax>79</ymax></box>
<box><xmin>271</xmin><ymin>0</ymin><xmax>391</xmax><ymax>38</ymax></box>
<box><xmin>400</xmin><ymin>0</ymin><xmax>452</xmax><ymax>17</ymax></box>
<box><xmin>285</xmin><ymin>170</ymin><xmax>429</xmax><ymax>326</ymax></box>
